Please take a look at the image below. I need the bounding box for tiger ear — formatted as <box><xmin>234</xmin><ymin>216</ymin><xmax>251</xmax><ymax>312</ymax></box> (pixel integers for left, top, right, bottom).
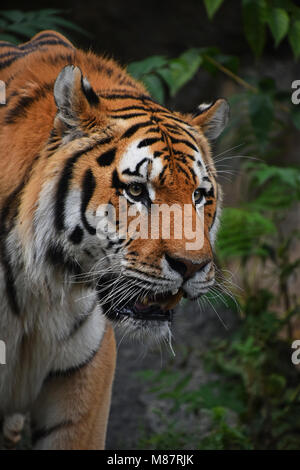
<box><xmin>53</xmin><ymin>65</ymin><xmax>99</xmax><ymax>131</ymax></box>
<box><xmin>191</xmin><ymin>98</ymin><xmax>229</xmax><ymax>140</ymax></box>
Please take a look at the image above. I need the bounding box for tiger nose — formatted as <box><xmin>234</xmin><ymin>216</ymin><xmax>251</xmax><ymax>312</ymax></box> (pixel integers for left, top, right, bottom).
<box><xmin>165</xmin><ymin>253</ymin><xmax>211</xmax><ymax>280</ymax></box>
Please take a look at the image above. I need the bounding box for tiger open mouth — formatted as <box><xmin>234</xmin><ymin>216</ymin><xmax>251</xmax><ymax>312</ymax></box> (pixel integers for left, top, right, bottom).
<box><xmin>98</xmin><ymin>279</ymin><xmax>183</xmax><ymax>323</ymax></box>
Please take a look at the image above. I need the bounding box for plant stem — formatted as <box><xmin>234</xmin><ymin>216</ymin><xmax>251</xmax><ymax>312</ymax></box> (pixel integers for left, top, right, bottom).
<box><xmin>203</xmin><ymin>54</ymin><xmax>258</xmax><ymax>93</ymax></box>
<box><xmin>203</xmin><ymin>54</ymin><xmax>290</xmax><ymax>113</ymax></box>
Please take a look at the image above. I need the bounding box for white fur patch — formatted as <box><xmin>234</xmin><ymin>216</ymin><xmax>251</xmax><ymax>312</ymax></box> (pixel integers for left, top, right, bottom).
<box><xmin>119</xmin><ymin>139</ymin><xmax>153</xmax><ymax>182</ymax></box>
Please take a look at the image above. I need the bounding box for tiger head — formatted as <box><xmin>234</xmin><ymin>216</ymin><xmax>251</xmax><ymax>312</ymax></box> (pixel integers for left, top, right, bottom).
<box><xmin>27</xmin><ymin>65</ymin><xmax>229</xmax><ymax>338</ymax></box>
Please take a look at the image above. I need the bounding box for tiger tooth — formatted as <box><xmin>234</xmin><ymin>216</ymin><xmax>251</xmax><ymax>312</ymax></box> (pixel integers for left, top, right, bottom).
<box><xmin>172</xmin><ymin>288</ymin><xmax>179</xmax><ymax>295</ymax></box>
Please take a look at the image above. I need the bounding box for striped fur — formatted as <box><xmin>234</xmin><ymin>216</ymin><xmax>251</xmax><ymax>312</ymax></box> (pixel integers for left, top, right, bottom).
<box><xmin>0</xmin><ymin>31</ymin><xmax>229</xmax><ymax>449</ymax></box>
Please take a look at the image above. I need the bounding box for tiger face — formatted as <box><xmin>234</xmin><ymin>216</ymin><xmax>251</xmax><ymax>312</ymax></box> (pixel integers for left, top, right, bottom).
<box><xmin>26</xmin><ymin>65</ymin><xmax>229</xmax><ymax>338</ymax></box>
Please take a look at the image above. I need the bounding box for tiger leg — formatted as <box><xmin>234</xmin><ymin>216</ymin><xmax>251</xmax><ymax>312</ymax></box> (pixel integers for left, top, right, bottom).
<box><xmin>31</xmin><ymin>325</ymin><xmax>116</xmax><ymax>450</ymax></box>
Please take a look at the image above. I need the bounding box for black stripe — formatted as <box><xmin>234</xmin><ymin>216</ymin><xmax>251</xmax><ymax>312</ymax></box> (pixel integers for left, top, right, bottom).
<box><xmin>206</xmin><ymin>186</ymin><xmax>214</xmax><ymax>198</ymax></box>
<box><xmin>46</xmin><ymin>243</ymin><xmax>82</xmax><ymax>275</ymax></box>
<box><xmin>169</xmin><ymin>136</ymin><xmax>198</xmax><ymax>153</ymax></box>
<box><xmin>122</xmin><ymin>157</ymin><xmax>149</xmax><ymax>177</ymax></box>
<box><xmin>109</xmin><ymin>113</ymin><xmax>148</xmax><ymax>119</ymax></box>
<box><xmin>97</xmin><ymin>147</ymin><xmax>116</xmax><ymax>166</ymax></box>
<box><xmin>158</xmin><ymin>165</ymin><xmax>167</xmax><ymax>181</ymax></box>
<box><xmin>111</xmin><ymin>169</ymin><xmax>126</xmax><ymax>194</ymax></box>
<box><xmin>101</xmin><ymin>92</ymin><xmax>168</xmax><ymax>111</ymax></box>
<box><xmin>0</xmin><ymin>42</ymin><xmax>19</xmax><ymax>49</ymax></box>
<box><xmin>20</xmin><ymin>32</ymin><xmax>73</xmax><ymax>49</ymax></box>
<box><xmin>0</xmin><ymin>41</ymin><xmax>66</xmax><ymax>60</ymax></box>
<box><xmin>110</xmin><ymin>105</ymin><xmax>150</xmax><ymax>113</ymax></box>
<box><xmin>164</xmin><ymin>123</ymin><xmax>199</xmax><ymax>145</ymax></box>
<box><xmin>0</xmin><ymin>184</ymin><xmax>25</xmax><ymax>315</ymax></box>
<box><xmin>172</xmin><ymin>150</ymin><xmax>195</xmax><ymax>160</ymax></box>
<box><xmin>69</xmin><ymin>225</ymin><xmax>84</xmax><ymax>244</ymax></box>
<box><xmin>160</xmin><ymin>112</ymin><xmax>192</xmax><ymax>126</ymax></box>
<box><xmin>121</xmin><ymin>120</ymin><xmax>153</xmax><ymax>139</ymax></box>
<box><xmin>32</xmin><ymin>420</ymin><xmax>73</xmax><ymax>446</ymax></box>
<box><xmin>0</xmin><ymin>56</ymin><xmax>21</xmax><ymax>70</ymax></box>
<box><xmin>81</xmin><ymin>77</ymin><xmax>99</xmax><ymax>107</ymax></box>
<box><xmin>189</xmin><ymin>166</ymin><xmax>197</xmax><ymax>184</ymax></box>
<box><xmin>146</xmin><ymin>126</ymin><xmax>160</xmax><ymax>134</ymax></box>
<box><xmin>0</xmin><ymin>151</ymin><xmax>39</xmax><ymax>317</ymax></box>
<box><xmin>5</xmin><ymin>82</ymin><xmax>54</xmax><ymax>125</ymax></box>
<box><xmin>46</xmin><ymin>342</ymin><xmax>101</xmax><ymax>380</ymax></box>
<box><xmin>66</xmin><ymin>310</ymin><xmax>93</xmax><ymax>340</ymax></box>
<box><xmin>19</xmin><ymin>36</ymin><xmax>74</xmax><ymax>51</ymax></box>
<box><xmin>175</xmin><ymin>162</ymin><xmax>191</xmax><ymax>180</ymax></box>
<box><xmin>0</xmin><ymin>50</ymin><xmax>22</xmax><ymax>60</ymax></box>
<box><xmin>54</xmin><ymin>137</ymin><xmax>112</xmax><ymax>232</ymax></box>
<box><xmin>100</xmin><ymin>93</ymin><xmax>150</xmax><ymax>100</ymax></box>
<box><xmin>81</xmin><ymin>169</ymin><xmax>96</xmax><ymax>235</ymax></box>
<box><xmin>137</xmin><ymin>137</ymin><xmax>161</xmax><ymax>148</ymax></box>
<box><xmin>0</xmin><ymin>39</ymin><xmax>73</xmax><ymax>71</ymax></box>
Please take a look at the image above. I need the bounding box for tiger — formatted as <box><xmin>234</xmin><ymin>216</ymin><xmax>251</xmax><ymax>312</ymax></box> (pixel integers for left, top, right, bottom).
<box><xmin>0</xmin><ymin>30</ymin><xmax>229</xmax><ymax>450</ymax></box>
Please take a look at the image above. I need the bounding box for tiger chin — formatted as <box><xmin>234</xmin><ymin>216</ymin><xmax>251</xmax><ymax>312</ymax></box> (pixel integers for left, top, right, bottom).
<box><xmin>0</xmin><ymin>30</ymin><xmax>229</xmax><ymax>449</ymax></box>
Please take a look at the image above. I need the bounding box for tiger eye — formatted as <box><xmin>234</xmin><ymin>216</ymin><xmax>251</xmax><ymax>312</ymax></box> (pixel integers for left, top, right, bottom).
<box><xmin>194</xmin><ymin>188</ymin><xmax>205</xmax><ymax>204</ymax></box>
<box><xmin>128</xmin><ymin>183</ymin><xmax>143</xmax><ymax>198</ymax></box>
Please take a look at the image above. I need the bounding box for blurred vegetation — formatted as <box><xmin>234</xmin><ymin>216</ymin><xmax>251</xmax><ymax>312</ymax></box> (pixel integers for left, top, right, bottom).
<box><xmin>1</xmin><ymin>1</ymin><xmax>300</xmax><ymax>450</ymax></box>
<box><xmin>0</xmin><ymin>9</ymin><xmax>90</xmax><ymax>43</ymax></box>
<box><xmin>129</xmin><ymin>0</ymin><xmax>300</xmax><ymax>450</ymax></box>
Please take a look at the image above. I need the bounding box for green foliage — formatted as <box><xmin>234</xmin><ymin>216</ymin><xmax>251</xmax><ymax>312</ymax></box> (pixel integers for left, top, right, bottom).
<box><xmin>203</xmin><ymin>0</ymin><xmax>224</xmax><ymax>20</ymax></box>
<box><xmin>247</xmin><ymin>91</ymin><xmax>274</xmax><ymax>151</ymax></box>
<box><xmin>202</xmin><ymin>0</ymin><xmax>300</xmax><ymax>59</ymax></box>
<box><xmin>267</xmin><ymin>7</ymin><xmax>290</xmax><ymax>47</ymax></box>
<box><xmin>242</xmin><ymin>0</ymin><xmax>267</xmax><ymax>58</ymax></box>
<box><xmin>128</xmin><ymin>50</ymin><xmax>202</xmax><ymax>103</ymax></box>
<box><xmin>130</xmin><ymin>0</ymin><xmax>300</xmax><ymax>452</ymax></box>
<box><xmin>137</xmin><ymin>288</ymin><xmax>300</xmax><ymax>449</ymax></box>
<box><xmin>199</xmin><ymin>408</ymin><xmax>253</xmax><ymax>450</ymax></box>
<box><xmin>0</xmin><ymin>9</ymin><xmax>90</xmax><ymax>43</ymax></box>
<box><xmin>247</xmin><ymin>163</ymin><xmax>300</xmax><ymax>211</ymax></box>
<box><xmin>217</xmin><ymin>208</ymin><xmax>276</xmax><ymax>260</ymax></box>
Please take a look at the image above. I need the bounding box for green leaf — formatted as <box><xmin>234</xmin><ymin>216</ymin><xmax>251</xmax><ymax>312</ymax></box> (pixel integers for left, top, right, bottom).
<box><xmin>248</xmin><ymin>163</ymin><xmax>300</xmax><ymax>189</ymax></box>
<box><xmin>0</xmin><ymin>10</ymin><xmax>25</xmax><ymax>23</ymax></box>
<box><xmin>267</xmin><ymin>7</ymin><xmax>289</xmax><ymax>47</ymax></box>
<box><xmin>127</xmin><ymin>56</ymin><xmax>168</xmax><ymax>79</ymax></box>
<box><xmin>156</xmin><ymin>49</ymin><xmax>202</xmax><ymax>96</ymax></box>
<box><xmin>288</xmin><ymin>20</ymin><xmax>300</xmax><ymax>60</ymax></box>
<box><xmin>142</xmin><ymin>74</ymin><xmax>165</xmax><ymax>103</ymax></box>
<box><xmin>246</xmin><ymin>163</ymin><xmax>300</xmax><ymax>210</ymax></box>
<box><xmin>247</xmin><ymin>92</ymin><xmax>274</xmax><ymax>151</ymax></box>
<box><xmin>204</xmin><ymin>0</ymin><xmax>224</xmax><ymax>20</ymax></box>
<box><xmin>0</xmin><ymin>33</ymin><xmax>19</xmax><ymax>43</ymax></box>
<box><xmin>242</xmin><ymin>0</ymin><xmax>267</xmax><ymax>57</ymax></box>
<box><xmin>5</xmin><ymin>23</ymin><xmax>40</xmax><ymax>38</ymax></box>
<box><xmin>217</xmin><ymin>208</ymin><xmax>276</xmax><ymax>260</ymax></box>
<box><xmin>0</xmin><ymin>9</ymin><xmax>90</xmax><ymax>40</ymax></box>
